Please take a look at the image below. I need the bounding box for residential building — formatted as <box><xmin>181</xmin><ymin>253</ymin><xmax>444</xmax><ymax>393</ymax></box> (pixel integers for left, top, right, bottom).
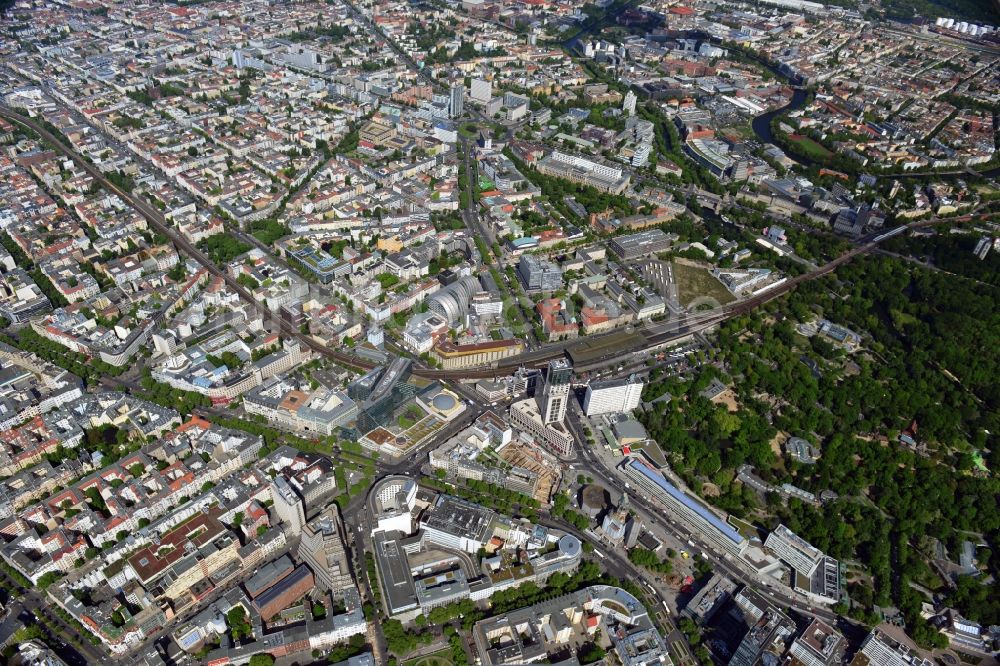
<box><xmin>536</xmin><ymin>298</ymin><xmax>578</xmax><ymax>342</ymax></box>
<box><xmin>402</xmin><ymin>312</ymin><xmax>449</xmax><ymax>354</ymax></box>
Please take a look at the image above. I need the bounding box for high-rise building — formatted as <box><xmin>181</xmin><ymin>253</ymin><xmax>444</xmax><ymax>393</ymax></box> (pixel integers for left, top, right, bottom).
<box><xmin>298</xmin><ymin>505</ymin><xmax>355</xmax><ymax>597</ymax></box>
<box><xmin>0</xmin><ymin>485</ymin><xmax>13</xmax><ymax>521</ymax></box>
<box><xmin>470</xmin><ymin>78</ymin><xmax>492</xmax><ymax>103</ymax></box>
<box><xmin>788</xmin><ymin>618</ymin><xmax>845</xmax><ymax>666</ymax></box>
<box><xmin>367</xmin><ymin>325</ymin><xmax>384</xmax><ymax>348</ymax></box>
<box><xmin>583</xmin><ymin>376</ymin><xmax>644</xmax><ymax>416</ymax></box>
<box><xmin>449</xmin><ymin>84</ymin><xmax>464</xmax><ymax>119</ymax></box>
<box><xmin>270</xmin><ymin>475</ymin><xmax>305</xmax><ymax>536</ymax></box>
<box><xmin>730</xmin><ymin>588</ymin><xmax>796</xmax><ymax>666</ymax></box>
<box><xmin>764</xmin><ymin>524</ymin><xmax>824</xmax><ymax>577</ymax></box>
<box><xmin>512</xmin><ymin>367</ymin><xmax>541</xmax><ymax>397</ymax></box>
<box><xmin>538</xmin><ymin>359</ymin><xmax>572</xmax><ymax>425</ymax></box>
<box><xmin>623</xmin><ymin>90</ymin><xmax>637</xmax><ymax>116</ymax></box>
<box><xmin>974</xmin><ymin>236</ymin><xmax>991</xmax><ymax>260</ymax></box>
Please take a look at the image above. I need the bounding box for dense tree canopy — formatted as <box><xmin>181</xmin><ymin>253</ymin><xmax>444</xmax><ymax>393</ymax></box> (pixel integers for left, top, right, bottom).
<box><xmin>641</xmin><ymin>253</ymin><xmax>1000</xmax><ymax>633</ymax></box>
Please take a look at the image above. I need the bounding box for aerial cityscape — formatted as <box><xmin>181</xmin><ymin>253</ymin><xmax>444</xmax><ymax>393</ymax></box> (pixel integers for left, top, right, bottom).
<box><xmin>0</xmin><ymin>0</ymin><xmax>997</xmax><ymax>664</ymax></box>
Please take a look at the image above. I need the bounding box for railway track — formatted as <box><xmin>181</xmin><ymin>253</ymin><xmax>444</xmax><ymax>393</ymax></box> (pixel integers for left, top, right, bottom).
<box><xmin>1</xmin><ymin>106</ymin><xmax>975</xmax><ymax>381</ymax></box>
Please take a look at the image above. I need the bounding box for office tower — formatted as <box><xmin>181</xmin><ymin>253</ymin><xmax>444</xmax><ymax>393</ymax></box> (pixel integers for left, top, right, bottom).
<box><xmin>270</xmin><ymin>475</ymin><xmax>305</xmax><ymax>536</ymax></box>
<box><xmin>449</xmin><ymin>84</ymin><xmax>464</xmax><ymax>119</ymax></box>
<box><xmin>538</xmin><ymin>359</ymin><xmax>572</xmax><ymax>425</ymax></box>
<box><xmin>623</xmin><ymin>90</ymin><xmax>637</xmax><ymax>116</ymax></box>
<box><xmin>298</xmin><ymin>505</ymin><xmax>354</xmax><ymax>596</ymax></box>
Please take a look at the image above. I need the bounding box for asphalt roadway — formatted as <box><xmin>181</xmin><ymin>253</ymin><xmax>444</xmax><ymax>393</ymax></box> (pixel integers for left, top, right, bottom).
<box><xmin>0</xmin><ymin>565</ymin><xmax>106</xmax><ymax>665</ymax></box>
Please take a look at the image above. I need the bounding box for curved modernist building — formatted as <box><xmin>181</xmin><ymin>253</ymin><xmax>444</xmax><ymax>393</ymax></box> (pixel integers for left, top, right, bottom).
<box><xmin>367</xmin><ymin>475</ymin><xmax>418</xmax><ymax>535</ymax></box>
<box><xmin>427</xmin><ymin>276</ymin><xmax>480</xmax><ymax>325</ymax></box>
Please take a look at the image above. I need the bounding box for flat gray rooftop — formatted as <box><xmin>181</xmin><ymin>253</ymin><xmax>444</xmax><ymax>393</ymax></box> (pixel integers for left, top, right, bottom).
<box><xmin>372</xmin><ymin>530</ymin><xmax>418</xmax><ymax>615</ymax></box>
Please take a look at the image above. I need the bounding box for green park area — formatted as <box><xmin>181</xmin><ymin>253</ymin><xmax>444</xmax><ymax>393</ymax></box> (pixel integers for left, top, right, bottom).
<box><xmin>787</xmin><ymin>134</ymin><xmax>833</xmax><ymax>159</ymax></box>
<box><xmin>403</xmin><ymin>648</ymin><xmax>455</xmax><ymax>666</ymax></box>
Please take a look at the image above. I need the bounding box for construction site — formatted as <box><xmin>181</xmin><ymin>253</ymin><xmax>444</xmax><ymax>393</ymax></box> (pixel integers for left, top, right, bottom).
<box><xmin>499</xmin><ymin>440</ymin><xmax>562</xmax><ymax>505</ymax></box>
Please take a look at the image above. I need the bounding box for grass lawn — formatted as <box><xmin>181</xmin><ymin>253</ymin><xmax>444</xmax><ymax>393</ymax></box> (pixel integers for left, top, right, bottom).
<box><xmin>728</xmin><ymin>516</ymin><xmax>767</xmax><ymax>541</ymax></box>
<box><xmin>375</xmin><ymin>273</ymin><xmax>400</xmax><ymax>289</ymax></box>
<box><xmin>403</xmin><ymin>649</ymin><xmax>454</xmax><ymax>666</ymax></box>
<box><xmin>627</xmin><ymin>440</ymin><xmax>668</xmax><ymax>467</ymax></box>
<box><xmin>788</xmin><ymin>134</ymin><xmax>833</xmax><ymax>159</ymax></box>
<box><xmin>398</xmin><ymin>405</ymin><xmax>424</xmax><ymax>430</ymax></box>
<box><xmin>672</xmin><ymin>261</ymin><xmax>735</xmax><ymax>308</ymax></box>
<box><xmin>890</xmin><ymin>308</ymin><xmax>919</xmax><ymax>327</ymax></box>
